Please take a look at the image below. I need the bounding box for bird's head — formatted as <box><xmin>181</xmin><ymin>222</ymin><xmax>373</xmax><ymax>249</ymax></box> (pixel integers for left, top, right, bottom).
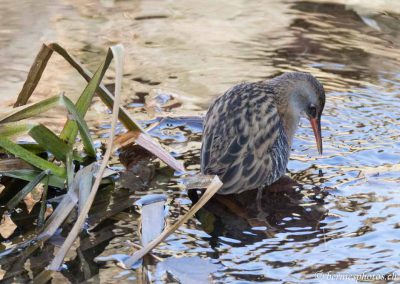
<box><xmin>270</xmin><ymin>72</ymin><xmax>325</xmax><ymax>154</ymax></box>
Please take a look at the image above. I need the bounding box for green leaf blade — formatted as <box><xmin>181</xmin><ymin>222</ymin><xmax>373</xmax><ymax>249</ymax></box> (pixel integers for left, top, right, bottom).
<box><xmin>29</xmin><ymin>124</ymin><xmax>71</xmax><ymax>162</ymax></box>
<box><xmin>0</xmin><ymin>137</ymin><xmax>66</xmax><ymax>177</ymax></box>
<box><xmin>60</xmin><ymin>95</ymin><xmax>96</xmax><ymax>157</ymax></box>
<box><xmin>0</xmin><ymin>96</ymin><xmax>60</xmax><ymax>123</ymax></box>
<box><xmin>0</xmin><ymin>121</ymin><xmax>37</xmax><ymax>137</ymax></box>
<box><xmin>6</xmin><ymin>170</ymin><xmax>50</xmax><ymax>210</ymax></box>
<box><xmin>2</xmin><ymin>169</ymin><xmax>65</xmax><ymax>188</ymax></box>
<box><xmin>59</xmin><ymin>52</ymin><xmax>112</xmax><ymax>144</ymax></box>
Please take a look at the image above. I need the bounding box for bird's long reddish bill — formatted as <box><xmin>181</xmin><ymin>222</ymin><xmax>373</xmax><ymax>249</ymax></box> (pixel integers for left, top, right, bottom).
<box><xmin>310</xmin><ymin>118</ymin><xmax>323</xmax><ymax>154</ymax></box>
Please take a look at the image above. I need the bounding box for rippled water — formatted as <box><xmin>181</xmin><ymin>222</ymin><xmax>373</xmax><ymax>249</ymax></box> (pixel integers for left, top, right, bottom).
<box><xmin>1</xmin><ymin>0</ymin><xmax>400</xmax><ymax>282</ymax></box>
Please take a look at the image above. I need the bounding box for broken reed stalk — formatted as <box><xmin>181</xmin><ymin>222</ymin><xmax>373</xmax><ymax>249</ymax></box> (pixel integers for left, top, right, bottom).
<box><xmin>47</xmin><ymin>45</ymin><xmax>124</xmax><ymax>271</ymax></box>
<box><xmin>123</xmin><ymin>175</ymin><xmax>223</xmax><ymax>268</ymax></box>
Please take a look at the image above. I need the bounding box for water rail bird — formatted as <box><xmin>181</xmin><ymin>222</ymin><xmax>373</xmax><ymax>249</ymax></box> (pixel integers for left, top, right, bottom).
<box><xmin>201</xmin><ymin>72</ymin><xmax>325</xmax><ymax>195</ymax></box>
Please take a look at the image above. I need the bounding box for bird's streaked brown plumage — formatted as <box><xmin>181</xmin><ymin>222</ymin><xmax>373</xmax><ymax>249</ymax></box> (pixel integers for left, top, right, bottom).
<box><xmin>201</xmin><ymin>72</ymin><xmax>325</xmax><ymax>195</ymax></box>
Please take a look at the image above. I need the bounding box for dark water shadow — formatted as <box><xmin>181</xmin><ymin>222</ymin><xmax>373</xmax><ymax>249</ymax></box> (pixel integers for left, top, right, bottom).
<box><xmin>189</xmin><ymin>175</ymin><xmax>329</xmax><ymax>251</ymax></box>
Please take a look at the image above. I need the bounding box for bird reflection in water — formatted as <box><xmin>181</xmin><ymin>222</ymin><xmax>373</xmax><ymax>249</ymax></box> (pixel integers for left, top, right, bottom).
<box><xmin>188</xmin><ymin>175</ymin><xmax>328</xmax><ymax>248</ymax></box>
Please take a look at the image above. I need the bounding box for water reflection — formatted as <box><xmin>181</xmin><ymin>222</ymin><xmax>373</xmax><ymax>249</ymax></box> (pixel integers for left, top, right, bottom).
<box><xmin>1</xmin><ymin>0</ymin><xmax>400</xmax><ymax>282</ymax></box>
<box><xmin>190</xmin><ymin>176</ymin><xmax>328</xmax><ymax>249</ymax></box>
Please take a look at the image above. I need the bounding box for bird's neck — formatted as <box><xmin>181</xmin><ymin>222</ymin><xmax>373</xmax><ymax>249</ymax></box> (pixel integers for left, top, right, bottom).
<box><xmin>280</xmin><ymin>99</ymin><xmax>301</xmax><ymax>146</ymax></box>
<box><xmin>273</xmin><ymin>84</ymin><xmax>306</xmax><ymax>146</ymax></box>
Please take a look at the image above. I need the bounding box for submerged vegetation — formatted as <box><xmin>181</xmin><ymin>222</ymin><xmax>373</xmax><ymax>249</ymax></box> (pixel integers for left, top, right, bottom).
<box><xmin>0</xmin><ymin>43</ymin><xmax>222</xmax><ymax>282</ymax></box>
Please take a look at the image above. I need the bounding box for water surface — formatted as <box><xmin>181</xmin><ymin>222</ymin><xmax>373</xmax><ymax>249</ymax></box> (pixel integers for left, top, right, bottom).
<box><xmin>1</xmin><ymin>0</ymin><xmax>400</xmax><ymax>282</ymax></box>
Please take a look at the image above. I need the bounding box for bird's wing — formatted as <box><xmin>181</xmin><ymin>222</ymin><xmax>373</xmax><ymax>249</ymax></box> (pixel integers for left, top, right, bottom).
<box><xmin>201</xmin><ymin>83</ymin><xmax>289</xmax><ymax>194</ymax></box>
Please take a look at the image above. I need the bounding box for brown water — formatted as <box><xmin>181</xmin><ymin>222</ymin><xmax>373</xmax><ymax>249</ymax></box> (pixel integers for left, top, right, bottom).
<box><xmin>1</xmin><ymin>0</ymin><xmax>400</xmax><ymax>282</ymax></box>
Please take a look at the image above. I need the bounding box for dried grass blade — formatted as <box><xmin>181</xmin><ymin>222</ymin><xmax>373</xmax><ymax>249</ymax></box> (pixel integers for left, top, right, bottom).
<box><xmin>76</xmin><ymin>163</ymin><xmax>96</xmax><ymax>215</ymax></box>
<box><xmin>47</xmin><ymin>44</ymin><xmax>124</xmax><ymax>271</ymax></box>
<box><xmin>123</xmin><ymin>176</ymin><xmax>222</xmax><ymax>268</ymax></box>
<box><xmin>136</xmin><ymin>132</ymin><xmax>185</xmax><ymax>172</ymax></box>
<box><xmin>0</xmin><ymin>158</ymin><xmax>34</xmax><ymax>172</ymax></box>
<box><xmin>114</xmin><ymin>131</ymin><xmax>185</xmax><ymax>173</ymax></box>
<box><xmin>37</xmin><ymin>193</ymin><xmax>78</xmax><ymax>241</ymax></box>
<box><xmin>113</xmin><ymin>130</ymin><xmax>140</xmax><ymax>148</ymax></box>
<box><xmin>14</xmin><ymin>44</ymin><xmax>53</xmax><ymax>107</ymax></box>
<box><xmin>37</xmin><ymin>163</ymin><xmax>95</xmax><ymax>243</ymax></box>
<box><xmin>37</xmin><ymin>167</ymin><xmax>93</xmax><ymax>241</ymax></box>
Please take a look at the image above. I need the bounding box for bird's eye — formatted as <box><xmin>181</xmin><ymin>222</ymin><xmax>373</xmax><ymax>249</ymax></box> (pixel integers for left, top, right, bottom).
<box><xmin>308</xmin><ymin>105</ymin><xmax>317</xmax><ymax>118</ymax></box>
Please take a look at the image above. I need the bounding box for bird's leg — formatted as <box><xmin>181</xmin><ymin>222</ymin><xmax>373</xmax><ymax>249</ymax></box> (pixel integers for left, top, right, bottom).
<box><xmin>256</xmin><ymin>187</ymin><xmax>269</xmax><ymax>221</ymax></box>
<box><xmin>256</xmin><ymin>187</ymin><xmax>263</xmax><ymax>212</ymax></box>
<box><xmin>254</xmin><ymin>187</ymin><xmax>276</xmax><ymax>234</ymax></box>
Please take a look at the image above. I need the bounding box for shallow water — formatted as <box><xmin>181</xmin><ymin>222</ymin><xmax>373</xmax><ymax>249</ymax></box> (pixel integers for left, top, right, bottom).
<box><xmin>1</xmin><ymin>0</ymin><xmax>400</xmax><ymax>282</ymax></box>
